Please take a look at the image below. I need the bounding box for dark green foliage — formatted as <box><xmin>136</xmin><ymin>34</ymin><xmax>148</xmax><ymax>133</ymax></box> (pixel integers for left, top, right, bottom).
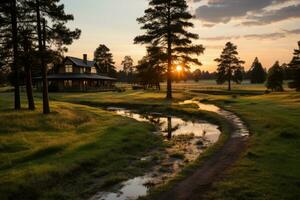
<box><xmin>136</xmin><ymin>46</ymin><xmax>166</xmax><ymax>90</ymax></box>
<box><xmin>94</xmin><ymin>44</ymin><xmax>116</xmax><ymax>77</ymax></box>
<box><xmin>288</xmin><ymin>41</ymin><xmax>300</xmax><ymax>91</ymax></box>
<box><xmin>233</xmin><ymin>68</ymin><xmax>244</xmax><ymax>84</ymax></box>
<box><xmin>266</xmin><ymin>61</ymin><xmax>284</xmax><ymax>92</ymax></box>
<box><xmin>134</xmin><ymin>0</ymin><xmax>204</xmax><ymax>98</ymax></box>
<box><xmin>193</xmin><ymin>69</ymin><xmax>202</xmax><ymax>82</ymax></box>
<box><xmin>249</xmin><ymin>57</ymin><xmax>267</xmax><ymax>84</ymax></box>
<box><xmin>0</xmin><ymin>0</ymin><xmax>80</xmax><ymax>112</ymax></box>
<box><xmin>215</xmin><ymin>42</ymin><xmax>245</xmax><ymax>91</ymax></box>
<box><xmin>0</xmin><ymin>64</ymin><xmax>9</xmax><ymax>85</ymax></box>
<box><xmin>0</xmin><ymin>0</ymin><xmax>21</xmax><ymax>109</ymax></box>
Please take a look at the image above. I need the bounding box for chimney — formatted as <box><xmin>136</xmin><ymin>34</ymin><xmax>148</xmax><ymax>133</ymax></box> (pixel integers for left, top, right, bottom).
<box><xmin>83</xmin><ymin>54</ymin><xmax>87</xmax><ymax>64</ymax></box>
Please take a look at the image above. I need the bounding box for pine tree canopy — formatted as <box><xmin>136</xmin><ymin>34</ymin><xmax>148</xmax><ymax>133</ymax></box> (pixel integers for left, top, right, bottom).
<box><xmin>266</xmin><ymin>61</ymin><xmax>284</xmax><ymax>92</ymax></box>
<box><xmin>288</xmin><ymin>41</ymin><xmax>300</xmax><ymax>91</ymax></box>
<box><xmin>94</xmin><ymin>44</ymin><xmax>116</xmax><ymax>77</ymax></box>
<box><xmin>122</xmin><ymin>56</ymin><xmax>134</xmax><ymax>74</ymax></box>
<box><xmin>249</xmin><ymin>57</ymin><xmax>267</xmax><ymax>84</ymax></box>
<box><xmin>135</xmin><ymin>0</ymin><xmax>204</xmax><ymax>63</ymax></box>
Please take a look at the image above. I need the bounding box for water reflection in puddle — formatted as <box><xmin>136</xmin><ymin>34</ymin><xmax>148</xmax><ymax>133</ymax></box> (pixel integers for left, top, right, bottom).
<box><xmin>91</xmin><ymin>176</ymin><xmax>151</xmax><ymax>200</ymax></box>
<box><xmin>112</xmin><ymin>108</ymin><xmax>220</xmax><ymax>143</ymax></box>
<box><xmin>90</xmin><ymin>107</ymin><xmax>221</xmax><ymax>200</ymax></box>
<box><xmin>180</xmin><ymin>100</ymin><xmax>250</xmax><ymax>138</ymax></box>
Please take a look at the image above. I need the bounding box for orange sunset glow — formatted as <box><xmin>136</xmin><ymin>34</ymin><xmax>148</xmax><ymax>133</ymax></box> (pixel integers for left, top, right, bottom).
<box><xmin>61</xmin><ymin>0</ymin><xmax>300</xmax><ymax>72</ymax></box>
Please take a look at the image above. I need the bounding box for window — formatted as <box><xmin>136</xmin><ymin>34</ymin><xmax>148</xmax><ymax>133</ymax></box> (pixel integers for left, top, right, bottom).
<box><xmin>64</xmin><ymin>80</ymin><xmax>72</xmax><ymax>88</ymax></box>
<box><xmin>65</xmin><ymin>65</ymin><xmax>73</xmax><ymax>73</ymax></box>
<box><xmin>91</xmin><ymin>67</ymin><xmax>97</xmax><ymax>74</ymax></box>
<box><xmin>80</xmin><ymin>67</ymin><xmax>86</xmax><ymax>74</ymax></box>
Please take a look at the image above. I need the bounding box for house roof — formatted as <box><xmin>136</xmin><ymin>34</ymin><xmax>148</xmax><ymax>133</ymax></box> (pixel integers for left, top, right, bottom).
<box><xmin>34</xmin><ymin>74</ymin><xmax>116</xmax><ymax>81</ymax></box>
<box><xmin>66</xmin><ymin>56</ymin><xmax>96</xmax><ymax>68</ymax></box>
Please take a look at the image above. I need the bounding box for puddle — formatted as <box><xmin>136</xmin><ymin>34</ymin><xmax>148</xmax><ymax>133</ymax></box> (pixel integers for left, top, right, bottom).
<box><xmin>111</xmin><ymin>108</ymin><xmax>220</xmax><ymax>143</ymax></box>
<box><xmin>180</xmin><ymin>100</ymin><xmax>250</xmax><ymax>138</ymax></box>
<box><xmin>90</xmin><ymin>107</ymin><xmax>222</xmax><ymax>200</ymax></box>
<box><xmin>91</xmin><ymin>176</ymin><xmax>151</xmax><ymax>200</ymax></box>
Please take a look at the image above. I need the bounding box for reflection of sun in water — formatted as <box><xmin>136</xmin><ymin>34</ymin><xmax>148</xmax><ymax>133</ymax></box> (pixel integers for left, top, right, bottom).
<box><xmin>176</xmin><ymin>65</ymin><xmax>183</xmax><ymax>72</ymax></box>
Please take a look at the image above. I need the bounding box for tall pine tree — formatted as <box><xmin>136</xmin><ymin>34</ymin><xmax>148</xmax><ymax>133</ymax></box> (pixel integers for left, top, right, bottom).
<box><xmin>134</xmin><ymin>0</ymin><xmax>204</xmax><ymax>99</ymax></box>
<box><xmin>1</xmin><ymin>0</ymin><xmax>36</xmax><ymax>110</ymax></box>
<box><xmin>215</xmin><ymin>42</ymin><xmax>245</xmax><ymax>91</ymax></box>
<box><xmin>24</xmin><ymin>0</ymin><xmax>81</xmax><ymax>114</ymax></box>
<box><xmin>0</xmin><ymin>0</ymin><xmax>22</xmax><ymax>110</ymax></box>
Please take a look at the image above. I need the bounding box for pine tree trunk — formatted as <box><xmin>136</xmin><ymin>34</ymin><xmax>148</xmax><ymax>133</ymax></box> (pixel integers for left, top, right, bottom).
<box><xmin>166</xmin><ymin>0</ymin><xmax>172</xmax><ymax>99</ymax></box>
<box><xmin>167</xmin><ymin>116</ymin><xmax>172</xmax><ymax>139</ymax></box>
<box><xmin>10</xmin><ymin>0</ymin><xmax>21</xmax><ymax>110</ymax></box>
<box><xmin>23</xmin><ymin>37</ymin><xmax>35</xmax><ymax>110</ymax></box>
<box><xmin>167</xmin><ymin>41</ymin><xmax>172</xmax><ymax>99</ymax></box>
<box><xmin>228</xmin><ymin>67</ymin><xmax>232</xmax><ymax>91</ymax></box>
<box><xmin>36</xmin><ymin>0</ymin><xmax>50</xmax><ymax>114</ymax></box>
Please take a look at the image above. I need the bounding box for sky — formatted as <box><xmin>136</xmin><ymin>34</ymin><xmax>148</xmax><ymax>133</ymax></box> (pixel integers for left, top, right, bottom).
<box><xmin>61</xmin><ymin>0</ymin><xmax>300</xmax><ymax>72</ymax></box>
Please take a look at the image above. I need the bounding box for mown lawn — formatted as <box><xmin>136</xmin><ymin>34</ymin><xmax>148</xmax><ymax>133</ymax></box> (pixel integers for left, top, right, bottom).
<box><xmin>0</xmin><ymin>93</ymin><xmax>163</xmax><ymax>199</ymax></box>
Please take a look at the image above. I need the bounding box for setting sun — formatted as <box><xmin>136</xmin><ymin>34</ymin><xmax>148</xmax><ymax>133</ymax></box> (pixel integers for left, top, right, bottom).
<box><xmin>176</xmin><ymin>65</ymin><xmax>183</xmax><ymax>72</ymax></box>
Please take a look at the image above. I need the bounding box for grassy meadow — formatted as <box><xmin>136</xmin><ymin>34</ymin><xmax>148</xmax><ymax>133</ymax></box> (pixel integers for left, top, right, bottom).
<box><xmin>0</xmin><ymin>93</ymin><xmax>164</xmax><ymax>199</ymax></box>
<box><xmin>0</xmin><ymin>80</ymin><xmax>300</xmax><ymax>199</ymax></box>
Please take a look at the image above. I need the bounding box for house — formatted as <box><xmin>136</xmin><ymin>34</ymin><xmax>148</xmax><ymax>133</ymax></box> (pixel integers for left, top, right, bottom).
<box><xmin>35</xmin><ymin>54</ymin><xmax>116</xmax><ymax>92</ymax></box>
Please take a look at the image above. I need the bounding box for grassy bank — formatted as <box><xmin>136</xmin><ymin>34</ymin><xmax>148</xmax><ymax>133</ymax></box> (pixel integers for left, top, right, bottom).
<box><xmin>0</xmin><ymin>93</ymin><xmax>163</xmax><ymax>199</ymax></box>
<box><xmin>193</xmin><ymin>92</ymin><xmax>300</xmax><ymax>200</ymax></box>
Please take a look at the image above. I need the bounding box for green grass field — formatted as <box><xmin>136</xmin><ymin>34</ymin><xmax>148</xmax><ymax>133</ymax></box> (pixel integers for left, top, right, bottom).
<box><xmin>0</xmin><ymin>93</ymin><xmax>164</xmax><ymax>199</ymax></box>
<box><xmin>0</xmin><ymin>81</ymin><xmax>299</xmax><ymax>199</ymax></box>
<box><xmin>201</xmin><ymin>92</ymin><xmax>300</xmax><ymax>200</ymax></box>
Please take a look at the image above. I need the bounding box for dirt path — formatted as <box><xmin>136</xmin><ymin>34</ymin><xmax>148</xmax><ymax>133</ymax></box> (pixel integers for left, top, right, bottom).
<box><xmin>156</xmin><ymin>101</ymin><xmax>249</xmax><ymax>200</ymax></box>
<box><xmin>156</xmin><ymin>136</ymin><xmax>248</xmax><ymax>200</ymax></box>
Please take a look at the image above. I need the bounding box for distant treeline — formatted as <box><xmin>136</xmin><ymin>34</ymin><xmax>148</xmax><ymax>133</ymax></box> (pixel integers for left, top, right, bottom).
<box><xmin>115</xmin><ymin>58</ymin><xmax>295</xmax><ymax>83</ymax></box>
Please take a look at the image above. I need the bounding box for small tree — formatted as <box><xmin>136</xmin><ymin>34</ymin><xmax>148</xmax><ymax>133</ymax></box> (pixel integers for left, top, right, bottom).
<box><xmin>121</xmin><ymin>56</ymin><xmax>134</xmax><ymax>83</ymax></box>
<box><xmin>215</xmin><ymin>42</ymin><xmax>245</xmax><ymax>91</ymax></box>
<box><xmin>249</xmin><ymin>57</ymin><xmax>267</xmax><ymax>84</ymax></box>
<box><xmin>122</xmin><ymin>56</ymin><xmax>134</xmax><ymax>74</ymax></box>
<box><xmin>94</xmin><ymin>44</ymin><xmax>116</xmax><ymax>77</ymax></box>
<box><xmin>192</xmin><ymin>69</ymin><xmax>202</xmax><ymax>82</ymax></box>
<box><xmin>288</xmin><ymin>41</ymin><xmax>300</xmax><ymax>91</ymax></box>
<box><xmin>266</xmin><ymin>61</ymin><xmax>284</xmax><ymax>92</ymax></box>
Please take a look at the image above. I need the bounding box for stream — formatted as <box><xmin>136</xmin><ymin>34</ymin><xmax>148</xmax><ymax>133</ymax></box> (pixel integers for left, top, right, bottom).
<box><xmin>90</xmin><ymin>100</ymin><xmax>249</xmax><ymax>200</ymax></box>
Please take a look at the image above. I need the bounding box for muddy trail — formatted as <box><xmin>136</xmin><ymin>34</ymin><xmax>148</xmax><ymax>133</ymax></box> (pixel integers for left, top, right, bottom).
<box><xmin>156</xmin><ymin>100</ymin><xmax>249</xmax><ymax>200</ymax></box>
